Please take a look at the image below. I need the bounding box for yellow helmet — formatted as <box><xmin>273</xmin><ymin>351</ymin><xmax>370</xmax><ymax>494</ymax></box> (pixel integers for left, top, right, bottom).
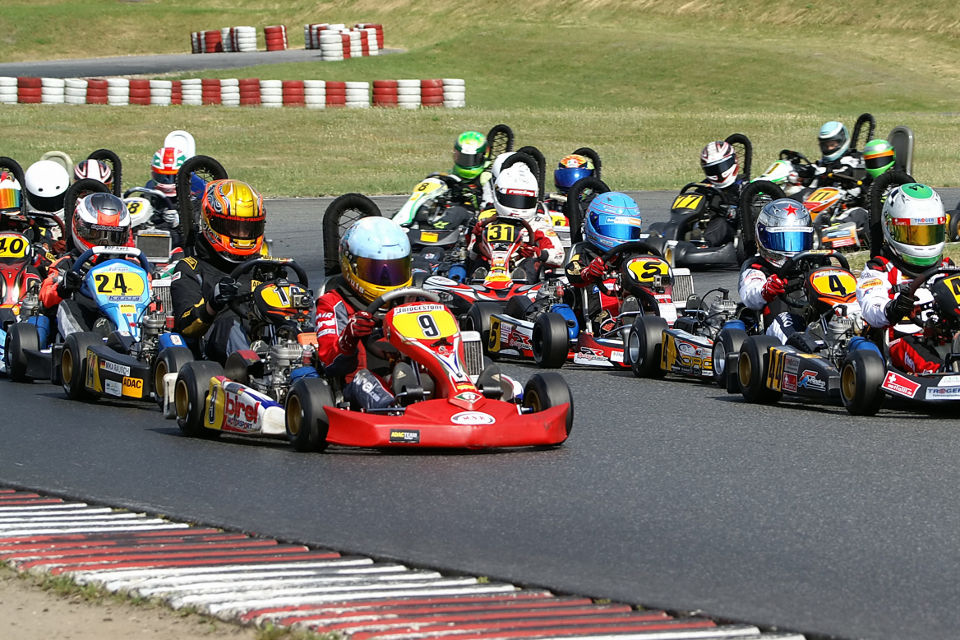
<box><xmin>340</xmin><ymin>217</ymin><xmax>412</xmax><ymax>303</ymax></box>
<box><xmin>200</xmin><ymin>179</ymin><xmax>265</xmax><ymax>261</ymax></box>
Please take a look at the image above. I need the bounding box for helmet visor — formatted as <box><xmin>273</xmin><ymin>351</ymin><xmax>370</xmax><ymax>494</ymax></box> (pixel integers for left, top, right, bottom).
<box><xmin>889</xmin><ymin>218</ymin><xmax>945</xmax><ymax>247</ymax></box>
<box><xmin>592</xmin><ymin>213</ymin><xmax>645</xmax><ymax>242</ymax></box>
<box><xmin>208</xmin><ymin>214</ymin><xmax>265</xmax><ymax>240</ymax></box>
<box><xmin>152</xmin><ymin>171</ymin><xmax>176</xmax><ymax>185</ymax></box>
<box><xmin>819</xmin><ymin>136</ymin><xmax>844</xmax><ymax>156</ymax></box>
<box><xmin>865</xmin><ymin>151</ymin><xmax>894</xmax><ymax>172</ymax></box>
<box><xmin>0</xmin><ymin>187</ymin><xmax>21</xmax><ymax>212</ymax></box>
<box><xmin>85</xmin><ymin>224</ymin><xmax>129</xmax><ymax>246</ymax></box>
<box><xmin>703</xmin><ymin>155</ymin><xmax>736</xmax><ymax>182</ymax></box>
<box><xmin>758</xmin><ymin>226</ymin><xmax>813</xmax><ymax>252</ymax></box>
<box><xmin>353</xmin><ymin>255</ymin><xmax>412</xmax><ymax>287</ymax></box>
<box><xmin>496</xmin><ymin>189</ymin><xmax>537</xmax><ymax>211</ymax></box>
<box><xmin>454</xmin><ymin>150</ymin><xmax>485</xmax><ymax>170</ymax></box>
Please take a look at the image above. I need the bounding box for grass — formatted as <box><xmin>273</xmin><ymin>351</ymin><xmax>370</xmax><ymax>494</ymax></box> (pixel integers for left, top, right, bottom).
<box><xmin>1</xmin><ymin>0</ymin><xmax>959</xmax><ymax>196</ymax></box>
<box><xmin>846</xmin><ymin>243</ymin><xmax>960</xmax><ymax>273</ymax></box>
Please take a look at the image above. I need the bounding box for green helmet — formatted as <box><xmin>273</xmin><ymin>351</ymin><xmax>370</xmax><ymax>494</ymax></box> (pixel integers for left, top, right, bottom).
<box><xmin>452</xmin><ymin>131</ymin><xmax>490</xmax><ymax>179</ymax></box>
<box><xmin>863</xmin><ymin>139</ymin><xmax>895</xmax><ymax>179</ymax></box>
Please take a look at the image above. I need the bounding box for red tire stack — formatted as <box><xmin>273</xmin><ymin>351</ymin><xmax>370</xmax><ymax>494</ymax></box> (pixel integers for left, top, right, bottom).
<box><xmin>282</xmin><ymin>80</ymin><xmax>305</xmax><ymax>107</ymax></box>
<box><xmin>372</xmin><ymin>80</ymin><xmax>398</xmax><ymax>107</ymax></box>
<box><xmin>85</xmin><ymin>78</ymin><xmax>108</xmax><ymax>104</ymax></box>
<box><xmin>170</xmin><ymin>80</ymin><xmax>183</xmax><ymax>105</ymax></box>
<box><xmin>325</xmin><ymin>81</ymin><xmax>346</xmax><ymax>108</ymax></box>
<box><xmin>201</xmin><ymin>78</ymin><xmax>222</xmax><ymax>105</ymax></box>
<box><xmin>17</xmin><ymin>77</ymin><xmax>42</xmax><ymax>104</ymax></box>
<box><xmin>357</xmin><ymin>30</ymin><xmax>370</xmax><ymax>56</ymax></box>
<box><xmin>264</xmin><ymin>25</ymin><xmax>287</xmax><ymax>51</ymax></box>
<box><xmin>239</xmin><ymin>78</ymin><xmax>260</xmax><ymax>106</ymax></box>
<box><xmin>128</xmin><ymin>79</ymin><xmax>151</xmax><ymax>105</ymax></box>
<box><xmin>341</xmin><ymin>32</ymin><xmax>352</xmax><ymax>59</ymax></box>
<box><xmin>355</xmin><ymin>23</ymin><xmax>384</xmax><ymax>49</ymax></box>
<box><xmin>420</xmin><ymin>78</ymin><xmax>444</xmax><ymax>107</ymax></box>
<box><xmin>203</xmin><ymin>29</ymin><xmax>223</xmax><ymax>53</ymax></box>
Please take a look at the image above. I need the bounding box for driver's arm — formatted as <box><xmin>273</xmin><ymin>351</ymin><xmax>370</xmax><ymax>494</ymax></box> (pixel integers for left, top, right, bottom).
<box><xmin>739</xmin><ymin>264</ymin><xmax>773</xmax><ymax>310</ymax></box>
<box><xmin>856</xmin><ymin>264</ymin><xmax>894</xmax><ymax>328</ymax></box>
<box><xmin>530</xmin><ymin>225</ymin><xmax>565</xmax><ymax>267</ymax></box>
<box><xmin>315</xmin><ymin>293</ymin><xmax>360</xmax><ymax>378</ymax></box>
<box><xmin>171</xmin><ymin>258</ymin><xmax>216</xmax><ymax>338</ymax></box>
<box><xmin>38</xmin><ymin>256</ymin><xmax>69</xmax><ymax>310</ymax></box>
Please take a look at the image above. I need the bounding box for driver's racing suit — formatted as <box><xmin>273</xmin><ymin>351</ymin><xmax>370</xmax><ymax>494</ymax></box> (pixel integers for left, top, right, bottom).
<box><xmin>739</xmin><ymin>255</ymin><xmax>808</xmax><ymax>345</ymax></box>
<box><xmin>466</xmin><ymin>208</ymin><xmax>565</xmax><ymax>280</ymax></box>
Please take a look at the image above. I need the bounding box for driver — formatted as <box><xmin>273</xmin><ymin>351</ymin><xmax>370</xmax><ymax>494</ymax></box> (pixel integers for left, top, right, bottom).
<box><xmin>315</xmin><ymin>216</ymin><xmax>412</xmax><ymax>411</ymax></box>
<box><xmin>796</xmin><ymin>121</ymin><xmax>865</xmax><ymax>186</ymax></box>
<box><xmin>171</xmin><ymin>179</ymin><xmax>265</xmax><ymax>364</ymax></box>
<box><xmin>73</xmin><ymin>159</ymin><xmax>114</xmax><ymax>192</ymax></box>
<box><xmin>698</xmin><ymin>140</ymin><xmax>744</xmax><ymax>247</ymax></box>
<box><xmin>856</xmin><ymin>183</ymin><xmax>950</xmax><ymax>374</ymax></box>
<box><xmin>738</xmin><ymin>198</ymin><xmax>817</xmax><ymax>348</ymax></box>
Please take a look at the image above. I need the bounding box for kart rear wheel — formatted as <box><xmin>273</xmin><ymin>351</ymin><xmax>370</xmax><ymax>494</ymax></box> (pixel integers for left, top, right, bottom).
<box><xmin>391</xmin><ymin>362</ymin><xmax>424</xmax><ymax>405</ymax></box>
<box><xmin>522</xmin><ymin>372</ymin><xmax>574</xmax><ymax>439</ymax></box>
<box><xmin>840</xmin><ymin>350</ymin><xmax>885</xmax><ymax>416</ymax></box>
<box><xmin>627</xmin><ymin>315</ymin><xmax>667</xmax><ymax>378</ymax></box>
<box><xmin>322</xmin><ymin>193</ymin><xmax>382</xmax><ymax>276</ymax></box>
<box><xmin>61</xmin><ymin>332</ymin><xmax>101</xmax><ymax>401</ymax></box>
<box><xmin>532</xmin><ymin>313</ymin><xmax>568</xmax><ymax>369</ymax></box>
<box><xmin>286</xmin><ymin>377</ymin><xmax>332</xmax><ymax>452</ymax></box>
<box><xmin>153</xmin><ymin>346</ymin><xmax>194</xmax><ymax>410</ymax></box>
<box><xmin>712</xmin><ymin>328</ymin><xmax>748</xmax><ymax>392</ymax></box>
<box><xmin>948</xmin><ymin>210</ymin><xmax>960</xmax><ymax>243</ymax></box>
<box><xmin>174</xmin><ymin>361</ymin><xmax>224</xmax><ymax>438</ymax></box>
<box><xmin>7</xmin><ymin>323</ymin><xmax>39</xmax><ymax>382</ymax></box>
<box><xmin>737</xmin><ymin>335</ymin><xmax>782</xmax><ymax>404</ymax></box>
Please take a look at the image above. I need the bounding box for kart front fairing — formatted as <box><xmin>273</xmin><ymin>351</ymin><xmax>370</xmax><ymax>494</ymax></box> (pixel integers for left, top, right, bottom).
<box><xmin>81</xmin><ymin>257</ymin><xmax>152</xmax><ymax>340</ymax></box>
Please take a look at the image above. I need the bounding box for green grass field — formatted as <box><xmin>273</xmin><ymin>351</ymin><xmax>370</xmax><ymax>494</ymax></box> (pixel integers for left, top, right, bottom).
<box><xmin>1</xmin><ymin>0</ymin><xmax>959</xmax><ymax>196</ymax></box>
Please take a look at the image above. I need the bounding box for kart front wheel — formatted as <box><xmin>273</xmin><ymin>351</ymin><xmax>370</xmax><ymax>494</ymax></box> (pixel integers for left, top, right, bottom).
<box><xmin>7</xmin><ymin>322</ymin><xmax>39</xmax><ymax>383</ymax></box>
<box><xmin>286</xmin><ymin>377</ymin><xmax>332</xmax><ymax>452</ymax></box>
<box><xmin>840</xmin><ymin>350</ymin><xmax>885</xmax><ymax>416</ymax></box>
<box><xmin>153</xmin><ymin>346</ymin><xmax>194</xmax><ymax>410</ymax></box>
<box><xmin>522</xmin><ymin>372</ymin><xmax>574</xmax><ymax>438</ymax></box>
<box><xmin>712</xmin><ymin>328</ymin><xmax>747</xmax><ymax>392</ymax></box>
<box><xmin>174</xmin><ymin>361</ymin><xmax>223</xmax><ymax>438</ymax></box>
<box><xmin>738</xmin><ymin>335</ymin><xmax>782</xmax><ymax>404</ymax></box>
<box><xmin>532</xmin><ymin>313</ymin><xmax>568</xmax><ymax>369</ymax></box>
<box><xmin>464</xmin><ymin>301</ymin><xmax>501</xmax><ymax>356</ymax></box>
<box><xmin>628</xmin><ymin>315</ymin><xmax>667</xmax><ymax>378</ymax></box>
<box><xmin>62</xmin><ymin>332</ymin><xmax>100</xmax><ymax>401</ymax></box>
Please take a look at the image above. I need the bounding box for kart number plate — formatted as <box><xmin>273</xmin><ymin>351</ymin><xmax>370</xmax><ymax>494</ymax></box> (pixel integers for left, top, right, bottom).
<box><xmin>421</xmin><ymin>231</ymin><xmax>439</xmax><ymax>242</ymax></box>
<box><xmin>940</xmin><ymin>274</ymin><xmax>960</xmax><ymax>305</ymax></box>
<box><xmin>259</xmin><ymin>283</ymin><xmax>305</xmax><ymax>310</ymax></box>
<box><xmin>0</xmin><ymin>233</ymin><xmax>28</xmax><ymax>259</ymax></box>
<box><xmin>671</xmin><ymin>194</ymin><xmax>703</xmax><ymax>210</ymax></box>
<box><xmin>391</xmin><ymin>308</ymin><xmax>458</xmax><ymax>340</ymax></box>
<box><xmin>809</xmin><ymin>269</ymin><xmax>856</xmax><ymax>299</ymax></box>
<box><xmin>625</xmin><ymin>257</ymin><xmax>669</xmax><ymax>283</ymax></box>
<box><xmin>806</xmin><ymin>187</ymin><xmax>841</xmax><ymax>203</ymax></box>
<box><xmin>486</xmin><ymin>223</ymin><xmax>516</xmax><ymax>243</ymax></box>
<box><xmin>92</xmin><ymin>269</ymin><xmax>147</xmax><ymax>300</ymax></box>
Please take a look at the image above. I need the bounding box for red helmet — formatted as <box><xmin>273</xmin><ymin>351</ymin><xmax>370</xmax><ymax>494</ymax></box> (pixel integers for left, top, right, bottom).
<box><xmin>151</xmin><ymin>146</ymin><xmax>187</xmax><ymax>197</ymax></box>
<box><xmin>700</xmin><ymin>141</ymin><xmax>739</xmax><ymax>188</ymax></box>
<box><xmin>74</xmin><ymin>159</ymin><xmax>113</xmax><ymax>191</ymax></box>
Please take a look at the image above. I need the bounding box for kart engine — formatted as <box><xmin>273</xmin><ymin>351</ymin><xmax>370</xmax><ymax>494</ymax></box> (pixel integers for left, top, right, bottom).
<box><xmin>250</xmin><ymin>339</ymin><xmax>313</xmax><ymax>401</ymax></box>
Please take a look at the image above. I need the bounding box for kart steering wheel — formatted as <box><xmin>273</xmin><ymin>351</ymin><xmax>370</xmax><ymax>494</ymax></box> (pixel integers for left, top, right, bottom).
<box><xmin>229</xmin><ymin>257</ymin><xmax>309</xmax><ymax>287</ymax></box>
<box><xmin>71</xmin><ymin>245</ymin><xmax>151</xmax><ymax>276</ymax></box>
<box><xmin>475</xmin><ymin>215</ymin><xmax>539</xmax><ymax>260</ymax></box>
<box><xmin>777</xmin><ymin>250</ymin><xmax>851</xmax><ymax>309</ymax></box>
<box><xmin>779</xmin><ymin>149</ymin><xmax>813</xmax><ymax>166</ymax></box>
<box><xmin>123</xmin><ymin>186</ymin><xmax>177</xmax><ymax>213</ymax></box>
<box><xmin>362</xmin><ymin>287</ymin><xmax>442</xmax><ymax>359</ymax></box>
<box><xmin>601</xmin><ymin>239</ymin><xmax>664</xmax><ymax>267</ymax></box>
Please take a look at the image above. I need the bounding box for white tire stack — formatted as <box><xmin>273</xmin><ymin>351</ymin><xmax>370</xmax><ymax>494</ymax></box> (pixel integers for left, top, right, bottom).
<box><xmin>259</xmin><ymin>79</ymin><xmax>282</xmax><ymax>108</ymax></box>
<box><xmin>361</xmin><ymin>28</ymin><xmax>379</xmax><ymax>56</ymax></box>
<box><xmin>397</xmin><ymin>79</ymin><xmax>421</xmax><ymax>109</ymax></box>
<box><xmin>304</xmin><ymin>80</ymin><xmax>326</xmax><ymax>109</ymax></box>
<box><xmin>106</xmin><ymin>78</ymin><xmax>130</xmax><ymax>106</ymax></box>
<box><xmin>40</xmin><ymin>78</ymin><xmax>65</xmax><ymax>104</ymax></box>
<box><xmin>0</xmin><ymin>77</ymin><xmax>16</xmax><ymax>104</ymax></box>
<box><xmin>180</xmin><ymin>78</ymin><xmax>202</xmax><ymax>106</ymax></box>
<box><xmin>347</xmin><ymin>29</ymin><xmax>362</xmax><ymax>58</ymax></box>
<box><xmin>345</xmin><ymin>81</ymin><xmax>369</xmax><ymax>108</ymax></box>
<box><xmin>319</xmin><ymin>30</ymin><xmax>345</xmax><ymax>61</ymax></box>
<box><xmin>443</xmin><ymin>78</ymin><xmax>466</xmax><ymax>108</ymax></box>
<box><xmin>220</xmin><ymin>78</ymin><xmax>239</xmax><ymax>106</ymax></box>
<box><xmin>220</xmin><ymin>27</ymin><xmax>234</xmax><ymax>53</ymax></box>
<box><xmin>64</xmin><ymin>78</ymin><xmax>88</xmax><ymax>105</ymax></box>
<box><xmin>233</xmin><ymin>26</ymin><xmax>257</xmax><ymax>52</ymax></box>
<box><xmin>149</xmin><ymin>79</ymin><xmax>172</xmax><ymax>106</ymax></box>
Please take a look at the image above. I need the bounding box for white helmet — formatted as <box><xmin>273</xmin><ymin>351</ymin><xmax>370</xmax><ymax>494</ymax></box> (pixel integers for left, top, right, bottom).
<box><xmin>881</xmin><ymin>183</ymin><xmax>945</xmax><ymax>270</ymax></box>
<box><xmin>700</xmin><ymin>141</ymin><xmax>739</xmax><ymax>188</ymax></box>
<box><xmin>74</xmin><ymin>159</ymin><xmax>113</xmax><ymax>190</ymax></box>
<box><xmin>493</xmin><ymin>164</ymin><xmax>538</xmax><ymax>222</ymax></box>
<box><xmin>489</xmin><ymin>152</ymin><xmax>516</xmax><ymax>183</ymax></box>
<box><xmin>24</xmin><ymin>160</ymin><xmax>70</xmax><ymax>213</ymax></box>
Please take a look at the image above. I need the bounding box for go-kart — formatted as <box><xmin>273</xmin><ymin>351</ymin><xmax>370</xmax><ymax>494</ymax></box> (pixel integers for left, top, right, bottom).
<box><xmin>0</xmin><ymin>231</ymin><xmax>44</xmax><ymax>375</ymax></box>
<box><xmin>481</xmin><ymin>240</ymin><xmax>694</xmax><ymax>369</ymax></box>
<box><xmin>838</xmin><ymin>265</ymin><xmax>960</xmax><ymax>416</ymax></box>
<box><xmin>168</xmin><ymin>257</ymin><xmax>317</xmax><ymax>437</ymax></box>
<box><xmin>722</xmin><ymin>251</ymin><xmax>864</xmax><ymax>405</ymax></box>
<box><xmin>282</xmin><ymin>287</ymin><xmax>574</xmax><ymax>451</ymax></box>
<box><xmin>645</xmin><ymin>133</ymin><xmax>753</xmax><ymax>268</ymax></box>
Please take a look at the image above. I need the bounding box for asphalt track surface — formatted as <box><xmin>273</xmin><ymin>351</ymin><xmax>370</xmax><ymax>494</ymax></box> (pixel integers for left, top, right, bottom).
<box><xmin>4</xmin><ymin>191</ymin><xmax>960</xmax><ymax>640</ymax></box>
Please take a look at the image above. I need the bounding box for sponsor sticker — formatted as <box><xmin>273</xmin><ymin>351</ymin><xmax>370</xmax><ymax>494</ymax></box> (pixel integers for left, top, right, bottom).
<box><xmin>453</xmin><ymin>391</ymin><xmax>483</xmax><ymax>404</ymax></box>
<box><xmin>938</xmin><ymin>375</ymin><xmax>960</xmax><ymax>387</ymax></box>
<box><xmin>101</xmin><ymin>360</ymin><xmax>131</xmax><ymax>377</ymax></box>
<box><xmin>389</xmin><ymin>430</ymin><xmax>420</xmax><ymax>443</ymax></box>
<box><xmin>783</xmin><ymin>372</ymin><xmax>797</xmax><ymax>393</ymax></box>
<box><xmin>451</xmin><ymin>411</ymin><xmax>496</xmax><ymax>425</ymax></box>
<box><xmin>393</xmin><ymin>303</ymin><xmax>445</xmax><ymax>314</ymax></box>
<box><xmin>121</xmin><ymin>376</ymin><xmax>144</xmax><ymax>398</ymax></box>
<box><xmin>798</xmin><ymin>369</ymin><xmax>826</xmax><ymax>391</ymax></box>
<box><xmin>881</xmin><ymin>371</ymin><xmax>920</xmax><ymax>399</ymax></box>
<box><xmin>925</xmin><ymin>386</ymin><xmax>960</xmax><ymax>400</ymax></box>
<box><xmin>104</xmin><ymin>379</ymin><xmax>122</xmax><ymax>397</ymax></box>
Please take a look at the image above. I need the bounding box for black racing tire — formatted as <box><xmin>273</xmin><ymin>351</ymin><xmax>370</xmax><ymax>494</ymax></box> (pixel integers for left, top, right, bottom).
<box><xmin>62</xmin><ymin>179</ymin><xmax>111</xmax><ymax>253</ymax></box>
<box><xmin>532</xmin><ymin>313</ymin><xmax>569</xmax><ymax>369</ymax></box>
<box><xmin>61</xmin><ymin>331</ymin><xmax>101</xmax><ymax>401</ymax></box>
<box><xmin>285</xmin><ymin>377</ymin><xmax>333</xmax><ymax>452</ymax></box>
<box><xmin>840</xmin><ymin>350</ymin><xmax>886</xmax><ymax>416</ymax></box>
<box><xmin>627</xmin><ymin>315</ymin><xmax>667</xmax><ymax>378</ymax></box>
<box><xmin>851</xmin><ymin>112</ymin><xmax>876</xmax><ymax>151</ymax></box>
<box><xmin>153</xmin><ymin>346</ymin><xmax>194</xmax><ymax>410</ymax></box>
<box><xmin>464</xmin><ymin>300</ymin><xmax>501</xmax><ymax>353</ymax></box>
<box><xmin>565</xmin><ymin>176</ymin><xmax>610</xmax><ymax>245</ymax></box>
<box><xmin>738</xmin><ymin>181</ymin><xmax>785</xmax><ymax>260</ymax></box>
<box><xmin>571</xmin><ymin>147</ymin><xmax>601</xmax><ymax>180</ymax></box>
<box><xmin>867</xmin><ymin>170</ymin><xmax>914</xmax><ymax>256</ymax></box>
<box><xmin>321</xmin><ymin>193</ymin><xmax>382</xmax><ymax>276</ymax></box>
<box><xmin>522</xmin><ymin>372</ymin><xmax>574</xmax><ymax>439</ymax></box>
<box><xmin>948</xmin><ymin>210</ymin><xmax>960</xmax><ymax>243</ymax></box>
<box><xmin>486</xmin><ymin>124</ymin><xmax>514</xmax><ymax>157</ymax></box>
<box><xmin>515</xmin><ymin>146</ymin><xmax>546</xmax><ymax>198</ymax></box>
<box><xmin>724</xmin><ymin>133</ymin><xmax>753</xmax><ymax>182</ymax></box>
<box><xmin>737</xmin><ymin>335</ymin><xmax>781</xmax><ymax>404</ymax></box>
<box><xmin>86</xmin><ymin>149</ymin><xmax>123</xmax><ymax>197</ymax></box>
<box><xmin>7</xmin><ymin>322</ymin><xmax>39</xmax><ymax>382</ymax></box>
<box><xmin>176</xmin><ymin>155</ymin><xmax>228</xmax><ymax>249</ymax></box>
<box><xmin>711</xmin><ymin>328</ymin><xmax>748</xmax><ymax>391</ymax></box>
<box><xmin>174</xmin><ymin>360</ymin><xmax>224</xmax><ymax>438</ymax></box>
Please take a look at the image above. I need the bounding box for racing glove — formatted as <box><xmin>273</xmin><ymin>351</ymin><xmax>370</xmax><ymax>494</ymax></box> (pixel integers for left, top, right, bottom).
<box><xmin>162</xmin><ymin>209</ymin><xmax>180</xmax><ymax>227</ymax></box>
<box><xmin>761</xmin><ymin>274</ymin><xmax>787</xmax><ymax>302</ymax></box>
<box><xmin>56</xmin><ymin>270</ymin><xmax>84</xmax><ymax>299</ymax></box>
<box><xmin>338</xmin><ymin>310</ymin><xmax>376</xmax><ymax>355</ymax></box>
<box><xmin>884</xmin><ymin>292</ymin><xmax>917</xmax><ymax>325</ymax></box>
<box><xmin>210</xmin><ymin>277</ymin><xmax>240</xmax><ymax>312</ymax></box>
<box><xmin>518</xmin><ymin>244</ymin><xmax>539</xmax><ymax>259</ymax></box>
<box><xmin>581</xmin><ymin>256</ymin><xmax>607</xmax><ymax>283</ymax></box>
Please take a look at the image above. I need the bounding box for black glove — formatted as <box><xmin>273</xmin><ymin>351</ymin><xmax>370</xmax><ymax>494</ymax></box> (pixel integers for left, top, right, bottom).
<box><xmin>795</xmin><ymin>164</ymin><xmax>815</xmax><ymax>180</ymax></box>
<box><xmin>210</xmin><ymin>277</ymin><xmax>240</xmax><ymax>312</ymax></box>
<box><xmin>56</xmin><ymin>270</ymin><xmax>84</xmax><ymax>299</ymax></box>
<box><xmin>884</xmin><ymin>292</ymin><xmax>917</xmax><ymax>325</ymax></box>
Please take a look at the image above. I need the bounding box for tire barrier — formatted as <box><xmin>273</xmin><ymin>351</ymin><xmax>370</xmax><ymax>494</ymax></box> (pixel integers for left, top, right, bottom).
<box><xmin>305</xmin><ymin>23</ymin><xmax>379</xmax><ymax>60</ymax></box>
<box><xmin>191</xmin><ymin>26</ymin><xmax>257</xmax><ymax>53</ymax></box>
<box><xmin>264</xmin><ymin>25</ymin><xmax>287</xmax><ymax>52</ymax></box>
<box><xmin>0</xmin><ymin>76</ymin><xmax>464</xmax><ymax>109</ymax></box>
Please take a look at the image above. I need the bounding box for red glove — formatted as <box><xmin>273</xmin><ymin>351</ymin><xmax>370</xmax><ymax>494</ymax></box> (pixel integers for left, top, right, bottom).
<box><xmin>581</xmin><ymin>256</ymin><xmax>607</xmax><ymax>283</ymax></box>
<box><xmin>471</xmin><ymin>222</ymin><xmax>484</xmax><ymax>238</ymax></box>
<box><xmin>518</xmin><ymin>244</ymin><xmax>538</xmax><ymax>258</ymax></box>
<box><xmin>761</xmin><ymin>274</ymin><xmax>787</xmax><ymax>302</ymax></box>
<box><xmin>338</xmin><ymin>310</ymin><xmax>376</xmax><ymax>354</ymax></box>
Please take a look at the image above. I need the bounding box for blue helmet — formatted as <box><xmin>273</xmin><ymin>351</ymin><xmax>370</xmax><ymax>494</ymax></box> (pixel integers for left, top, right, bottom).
<box><xmin>584</xmin><ymin>192</ymin><xmax>643</xmax><ymax>252</ymax></box>
<box><xmin>554</xmin><ymin>154</ymin><xmax>594</xmax><ymax>193</ymax></box>
<box><xmin>818</xmin><ymin>121</ymin><xmax>849</xmax><ymax>162</ymax></box>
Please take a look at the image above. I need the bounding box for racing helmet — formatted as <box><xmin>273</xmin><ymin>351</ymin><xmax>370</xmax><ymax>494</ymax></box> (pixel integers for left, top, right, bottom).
<box><xmin>23</xmin><ymin>160</ymin><xmax>70</xmax><ymax>213</ymax></box>
<box><xmin>200</xmin><ymin>179</ymin><xmax>265</xmax><ymax>262</ymax></box>
<box><xmin>151</xmin><ymin>146</ymin><xmax>188</xmax><ymax>197</ymax></box>
<box><xmin>340</xmin><ymin>216</ymin><xmax>412</xmax><ymax>303</ymax></box>
<box><xmin>881</xmin><ymin>183</ymin><xmax>946</xmax><ymax>270</ymax></box>
<box><xmin>700</xmin><ymin>141</ymin><xmax>739</xmax><ymax>188</ymax></box>
<box><xmin>489</xmin><ymin>152</ymin><xmax>515</xmax><ymax>183</ymax></box>
<box><xmin>863</xmin><ymin>139</ymin><xmax>896</xmax><ymax>179</ymax></box>
<box><xmin>755</xmin><ymin>198</ymin><xmax>814</xmax><ymax>266</ymax></box>
<box><xmin>452</xmin><ymin>131</ymin><xmax>490</xmax><ymax>180</ymax></box>
<box><xmin>72</xmin><ymin>192</ymin><xmax>132</xmax><ymax>252</ymax></box>
<box><xmin>493</xmin><ymin>164</ymin><xmax>539</xmax><ymax>222</ymax></box>
<box><xmin>818</xmin><ymin>121</ymin><xmax>849</xmax><ymax>162</ymax></box>
<box><xmin>583</xmin><ymin>192</ymin><xmax>643</xmax><ymax>252</ymax></box>
<box><xmin>74</xmin><ymin>159</ymin><xmax>113</xmax><ymax>191</ymax></box>
<box><xmin>554</xmin><ymin>154</ymin><xmax>594</xmax><ymax>193</ymax></box>
<box><xmin>0</xmin><ymin>171</ymin><xmax>22</xmax><ymax>215</ymax></box>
